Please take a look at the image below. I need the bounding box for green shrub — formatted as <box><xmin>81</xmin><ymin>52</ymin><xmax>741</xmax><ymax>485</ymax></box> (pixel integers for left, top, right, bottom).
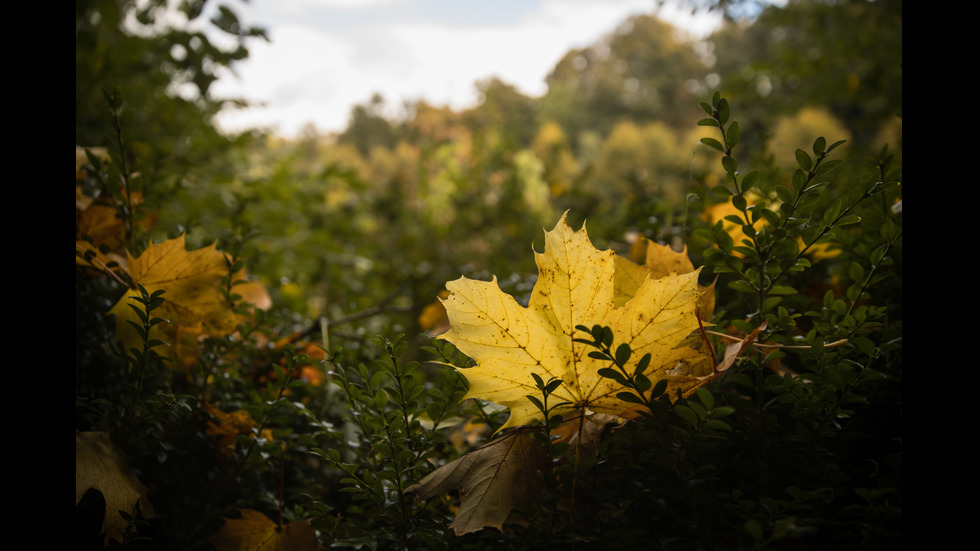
<box><xmin>76</xmin><ymin>92</ymin><xmax>900</xmax><ymax>550</ymax></box>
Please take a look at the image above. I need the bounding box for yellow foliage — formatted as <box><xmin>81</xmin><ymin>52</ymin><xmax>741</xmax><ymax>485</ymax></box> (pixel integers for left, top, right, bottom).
<box><xmin>203</xmin><ymin>403</ymin><xmax>274</xmax><ymax>455</ymax></box>
<box><xmin>439</xmin><ymin>212</ymin><xmax>709</xmax><ymax>431</ymax></box>
<box><xmin>109</xmin><ymin>235</ymin><xmax>270</xmax><ymax>367</ymax></box>
<box><xmin>768</xmin><ymin>107</ymin><xmax>852</xmax><ymax>168</ymax></box>
<box><xmin>209</xmin><ymin>509</ymin><xmax>317</xmax><ymax>551</ymax></box>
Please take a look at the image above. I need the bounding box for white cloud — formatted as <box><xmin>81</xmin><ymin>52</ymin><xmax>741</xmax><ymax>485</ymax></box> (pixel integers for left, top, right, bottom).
<box><xmin>211</xmin><ymin>0</ymin><xmax>720</xmax><ymax>138</ymax></box>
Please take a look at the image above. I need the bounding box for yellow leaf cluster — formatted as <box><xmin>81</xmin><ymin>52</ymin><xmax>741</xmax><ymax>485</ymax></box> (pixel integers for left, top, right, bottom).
<box><xmin>439</xmin><ymin>212</ymin><xmax>711</xmax><ymax>431</ymax></box>
<box><xmin>203</xmin><ymin>403</ymin><xmax>274</xmax><ymax>455</ymax></box>
<box><xmin>109</xmin><ymin>234</ymin><xmax>271</xmax><ymax>368</ymax></box>
<box><xmin>208</xmin><ymin>509</ymin><xmax>317</xmax><ymax>551</ymax></box>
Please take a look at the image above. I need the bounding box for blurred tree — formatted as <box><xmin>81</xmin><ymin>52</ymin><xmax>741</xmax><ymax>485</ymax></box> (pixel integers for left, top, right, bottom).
<box><xmin>464</xmin><ymin>77</ymin><xmax>539</xmax><ymax>151</ymax></box>
<box><xmin>705</xmin><ymin>0</ymin><xmax>902</xmax><ymax>159</ymax></box>
<box><xmin>337</xmin><ymin>93</ymin><xmax>400</xmax><ymax>156</ymax></box>
<box><xmin>766</xmin><ymin>106</ymin><xmax>853</xmax><ymax>169</ymax></box>
<box><xmin>540</xmin><ymin>15</ymin><xmax>710</xmax><ymax>153</ymax></box>
<box><xmin>76</xmin><ymin>0</ymin><xmax>267</xmax><ymax>201</ymax></box>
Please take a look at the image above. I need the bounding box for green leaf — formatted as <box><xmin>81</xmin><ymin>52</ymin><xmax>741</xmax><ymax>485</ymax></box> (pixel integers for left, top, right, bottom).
<box><xmin>616</xmin><ymin>392</ymin><xmax>645</xmax><ymax>405</ymax></box>
<box><xmin>701</xmin><ymin>137</ymin><xmax>725</xmax><ymax>152</ymax></box>
<box><xmin>812</xmin><ymin>136</ymin><xmax>826</xmax><ymax>155</ymax></box>
<box><xmin>741</xmin><ymin>170</ymin><xmax>759</xmax><ymax>193</ymax></box>
<box><xmin>703</xmin><ymin>419</ymin><xmax>732</xmax><ymax>431</ymax></box>
<box><xmin>768</xmin><ymin>285</ymin><xmax>797</xmax><ymax>295</ymax></box>
<box><xmin>615</xmin><ymin>343</ymin><xmax>632</xmax><ymax>366</ymax></box>
<box><xmin>731</xmin><ymin>194</ymin><xmax>747</xmax><ymax>212</ymax></box>
<box><xmin>728</xmin><ymin>280</ymin><xmax>757</xmax><ymax>294</ymax></box>
<box><xmin>696</xmin><ymin>388</ymin><xmax>714</xmax><ymax>409</ymax></box>
<box><xmin>717</xmin><ymin>98</ymin><xmax>730</xmax><ymax>124</ymax></box>
<box><xmin>795</xmin><ymin>149</ymin><xmax>812</xmax><ymax>171</ymax></box>
<box><xmin>826</xmin><ymin>139</ymin><xmax>847</xmax><ymax>153</ymax></box>
<box><xmin>815</xmin><ymin>159</ymin><xmax>844</xmax><ymax>175</ymax></box>
<box><xmin>726</xmin><ymin>120</ymin><xmax>740</xmax><ymax>148</ymax></box>
<box><xmin>675</xmin><ymin>405</ymin><xmax>699</xmax><ymax>426</ymax></box>
<box><xmin>722</xmin><ymin>155</ymin><xmax>738</xmax><ymax>174</ymax></box>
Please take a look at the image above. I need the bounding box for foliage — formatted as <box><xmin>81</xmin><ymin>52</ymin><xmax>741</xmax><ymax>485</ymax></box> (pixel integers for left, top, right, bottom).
<box><xmin>77</xmin><ymin>2</ymin><xmax>900</xmax><ymax>549</ymax></box>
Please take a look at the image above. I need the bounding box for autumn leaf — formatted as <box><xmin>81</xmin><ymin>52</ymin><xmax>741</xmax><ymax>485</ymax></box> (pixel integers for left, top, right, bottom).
<box><xmin>109</xmin><ymin>234</ymin><xmax>270</xmax><ymax>366</ymax></box>
<box><xmin>615</xmin><ymin>236</ymin><xmax>716</xmax><ymax>322</ymax></box>
<box><xmin>208</xmin><ymin>509</ymin><xmax>317</xmax><ymax>551</ymax></box>
<box><xmin>76</xmin><ymin>430</ymin><xmax>156</xmax><ymax>546</ymax></box>
<box><xmin>203</xmin><ymin>403</ymin><xmax>274</xmax><ymax>455</ymax></box>
<box><xmin>405</xmin><ymin>427</ymin><xmax>548</xmax><ymax>536</ymax></box>
<box><xmin>439</xmin><ymin>212</ymin><xmax>707</xmax><ymax>431</ymax></box>
<box><xmin>614</xmin><ymin>237</ymin><xmax>718</xmax><ymax>389</ymax></box>
<box><xmin>418</xmin><ymin>289</ymin><xmax>451</xmax><ymax>337</ymax></box>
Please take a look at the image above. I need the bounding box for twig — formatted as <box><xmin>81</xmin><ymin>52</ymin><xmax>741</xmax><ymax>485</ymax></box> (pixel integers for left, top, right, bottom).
<box><xmin>75</xmin><ymin>243</ymin><xmax>132</xmax><ymax>288</ymax></box>
<box><xmin>705</xmin><ymin>329</ymin><xmax>847</xmax><ymax>350</ymax></box>
<box><xmin>695</xmin><ymin>310</ymin><xmax>717</xmax><ymax>370</ymax></box>
<box><xmin>288</xmin><ymin>283</ymin><xmax>415</xmax><ymax>343</ymax></box>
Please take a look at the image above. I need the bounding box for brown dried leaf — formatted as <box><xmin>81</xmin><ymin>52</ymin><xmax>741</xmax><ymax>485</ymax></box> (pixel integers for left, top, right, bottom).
<box><xmin>406</xmin><ymin>428</ymin><xmax>548</xmax><ymax>535</ymax></box>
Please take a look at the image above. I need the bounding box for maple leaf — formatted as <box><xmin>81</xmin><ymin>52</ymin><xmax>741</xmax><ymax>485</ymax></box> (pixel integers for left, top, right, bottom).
<box><xmin>439</xmin><ymin>212</ymin><xmax>706</xmax><ymax>431</ymax></box>
<box><xmin>203</xmin><ymin>403</ymin><xmax>274</xmax><ymax>455</ymax></box>
<box><xmin>208</xmin><ymin>509</ymin><xmax>317</xmax><ymax>551</ymax></box>
<box><xmin>75</xmin><ymin>430</ymin><xmax>156</xmax><ymax>546</ymax></box>
<box><xmin>109</xmin><ymin>234</ymin><xmax>270</xmax><ymax>366</ymax></box>
<box><xmin>405</xmin><ymin>427</ymin><xmax>548</xmax><ymax>536</ymax></box>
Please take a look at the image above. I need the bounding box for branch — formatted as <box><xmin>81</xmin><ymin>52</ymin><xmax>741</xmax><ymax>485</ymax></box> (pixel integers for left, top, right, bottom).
<box><xmin>705</xmin><ymin>329</ymin><xmax>847</xmax><ymax>350</ymax></box>
<box><xmin>75</xmin><ymin>243</ymin><xmax>132</xmax><ymax>288</ymax></box>
<box><xmin>288</xmin><ymin>283</ymin><xmax>416</xmax><ymax>344</ymax></box>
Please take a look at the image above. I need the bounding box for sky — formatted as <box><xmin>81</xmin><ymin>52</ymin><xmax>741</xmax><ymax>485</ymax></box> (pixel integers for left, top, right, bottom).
<box><xmin>209</xmin><ymin>0</ymin><xmax>724</xmax><ymax>138</ymax></box>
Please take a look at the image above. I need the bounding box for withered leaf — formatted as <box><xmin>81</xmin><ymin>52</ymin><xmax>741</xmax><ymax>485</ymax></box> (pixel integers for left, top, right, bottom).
<box><xmin>406</xmin><ymin>428</ymin><xmax>548</xmax><ymax>536</ymax></box>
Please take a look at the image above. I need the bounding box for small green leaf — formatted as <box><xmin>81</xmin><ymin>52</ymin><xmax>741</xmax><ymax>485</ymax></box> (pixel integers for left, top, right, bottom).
<box><xmin>768</xmin><ymin>285</ymin><xmax>797</xmax><ymax>295</ymax></box>
<box><xmin>616</xmin><ymin>392</ymin><xmax>645</xmax><ymax>404</ymax></box>
<box><xmin>675</xmin><ymin>405</ymin><xmax>698</xmax><ymax>426</ymax></box>
<box><xmin>795</xmin><ymin>149</ymin><xmax>812</xmax><ymax>171</ymax></box>
<box><xmin>826</xmin><ymin>139</ymin><xmax>847</xmax><ymax>153</ymax></box>
<box><xmin>717</xmin><ymin>98</ymin><xmax>730</xmax><ymax>124</ymax></box>
<box><xmin>696</xmin><ymin>388</ymin><xmax>715</xmax><ymax>409</ymax></box>
<box><xmin>815</xmin><ymin>159</ymin><xmax>844</xmax><ymax>175</ymax></box>
<box><xmin>701</xmin><ymin>137</ymin><xmax>725</xmax><ymax>152</ymax></box>
<box><xmin>615</xmin><ymin>343</ymin><xmax>632</xmax><ymax>366</ymax></box>
<box><xmin>722</xmin><ymin>155</ymin><xmax>738</xmax><ymax>174</ymax></box>
<box><xmin>726</xmin><ymin>120</ymin><xmax>740</xmax><ymax>148</ymax></box>
<box><xmin>812</xmin><ymin>136</ymin><xmax>826</xmax><ymax>155</ymax></box>
<box><xmin>728</xmin><ymin>280</ymin><xmax>757</xmax><ymax>294</ymax></box>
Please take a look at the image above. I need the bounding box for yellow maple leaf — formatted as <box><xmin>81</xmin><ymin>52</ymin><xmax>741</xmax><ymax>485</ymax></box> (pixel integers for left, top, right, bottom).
<box><xmin>208</xmin><ymin>509</ymin><xmax>317</xmax><ymax>551</ymax></box>
<box><xmin>109</xmin><ymin>234</ymin><xmax>270</xmax><ymax>366</ymax></box>
<box><xmin>439</xmin><ymin>212</ymin><xmax>706</xmax><ymax>430</ymax></box>
<box><xmin>203</xmin><ymin>403</ymin><xmax>275</xmax><ymax>455</ymax></box>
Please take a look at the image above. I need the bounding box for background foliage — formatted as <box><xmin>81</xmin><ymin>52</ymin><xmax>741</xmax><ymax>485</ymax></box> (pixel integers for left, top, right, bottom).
<box><xmin>77</xmin><ymin>0</ymin><xmax>901</xmax><ymax>549</ymax></box>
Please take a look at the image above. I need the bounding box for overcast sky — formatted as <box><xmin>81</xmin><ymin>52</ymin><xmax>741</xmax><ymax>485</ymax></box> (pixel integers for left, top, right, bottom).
<box><xmin>210</xmin><ymin>0</ymin><xmax>723</xmax><ymax>138</ymax></box>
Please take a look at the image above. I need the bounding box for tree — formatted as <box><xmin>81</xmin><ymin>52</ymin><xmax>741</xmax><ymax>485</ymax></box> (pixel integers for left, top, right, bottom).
<box><xmin>76</xmin><ymin>0</ymin><xmax>267</xmax><ymax>195</ymax></box>
<box><xmin>337</xmin><ymin>93</ymin><xmax>400</xmax><ymax>156</ymax></box>
<box><xmin>540</xmin><ymin>15</ymin><xmax>710</xmax><ymax>151</ymax></box>
<box><xmin>705</xmin><ymin>0</ymin><xmax>902</xmax><ymax>158</ymax></box>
